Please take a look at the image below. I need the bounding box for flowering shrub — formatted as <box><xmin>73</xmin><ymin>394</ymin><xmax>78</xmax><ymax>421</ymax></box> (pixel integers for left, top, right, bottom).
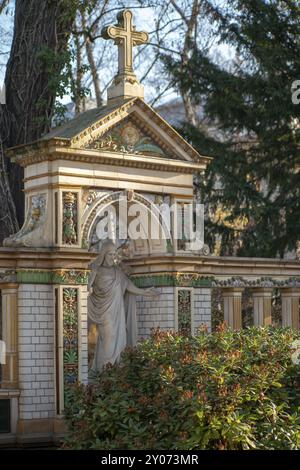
<box><xmin>64</xmin><ymin>326</ymin><xmax>300</xmax><ymax>450</ymax></box>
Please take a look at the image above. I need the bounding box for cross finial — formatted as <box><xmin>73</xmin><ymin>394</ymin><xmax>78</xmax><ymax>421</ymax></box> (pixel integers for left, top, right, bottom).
<box><xmin>102</xmin><ymin>10</ymin><xmax>149</xmax><ymax>103</ymax></box>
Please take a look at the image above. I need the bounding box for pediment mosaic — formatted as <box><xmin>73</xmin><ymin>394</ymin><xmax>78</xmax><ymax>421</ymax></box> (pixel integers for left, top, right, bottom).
<box><xmin>84</xmin><ymin>117</ymin><xmax>174</xmax><ymax>159</ymax></box>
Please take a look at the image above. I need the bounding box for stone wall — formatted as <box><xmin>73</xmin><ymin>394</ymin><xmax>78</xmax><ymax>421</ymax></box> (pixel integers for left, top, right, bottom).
<box><xmin>194</xmin><ymin>288</ymin><xmax>212</xmax><ymax>332</ymax></box>
<box><xmin>18</xmin><ymin>284</ymin><xmax>55</xmax><ymax>421</ymax></box>
<box><xmin>136</xmin><ymin>286</ymin><xmax>212</xmax><ymax>339</ymax></box>
<box><xmin>136</xmin><ymin>287</ymin><xmax>175</xmax><ymax>338</ymax></box>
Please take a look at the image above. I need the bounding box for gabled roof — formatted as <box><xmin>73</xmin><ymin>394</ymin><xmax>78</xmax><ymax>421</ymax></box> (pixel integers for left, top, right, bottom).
<box><xmin>6</xmin><ymin>97</ymin><xmax>212</xmax><ymax>167</ymax></box>
<box><xmin>40</xmin><ymin>99</ymin><xmax>132</xmax><ymax>141</ymax></box>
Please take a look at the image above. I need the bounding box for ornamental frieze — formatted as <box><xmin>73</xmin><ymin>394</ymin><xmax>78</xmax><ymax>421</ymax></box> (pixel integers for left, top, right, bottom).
<box><xmin>84</xmin><ymin>120</ymin><xmax>170</xmax><ymax>158</ymax></box>
<box><xmin>212</xmin><ymin>276</ymin><xmax>300</xmax><ymax>288</ymax></box>
<box><xmin>16</xmin><ymin>269</ymin><xmax>89</xmax><ymax>285</ymax></box>
<box><xmin>52</xmin><ymin>270</ymin><xmax>90</xmax><ymax>285</ymax></box>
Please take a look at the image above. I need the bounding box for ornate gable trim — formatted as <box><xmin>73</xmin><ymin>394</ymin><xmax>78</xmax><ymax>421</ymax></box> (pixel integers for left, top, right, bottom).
<box><xmin>6</xmin><ymin>98</ymin><xmax>212</xmax><ymax>167</ymax></box>
<box><xmin>70</xmin><ymin>98</ymin><xmax>204</xmax><ymax>162</ymax></box>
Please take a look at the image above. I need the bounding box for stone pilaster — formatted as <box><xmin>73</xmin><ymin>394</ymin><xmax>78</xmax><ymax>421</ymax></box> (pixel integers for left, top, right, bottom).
<box><xmin>252</xmin><ymin>288</ymin><xmax>273</xmax><ymax>327</ymax></box>
<box><xmin>223</xmin><ymin>288</ymin><xmax>243</xmax><ymax>330</ymax></box>
<box><xmin>281</xmin><ymin>288</ymin><xmax>300</xmax><ymax>329</ymax></box>
<box><xmin>1</xmin><ymin>284</ymin><xmax>18</xmax><ymax>389</ymax></box>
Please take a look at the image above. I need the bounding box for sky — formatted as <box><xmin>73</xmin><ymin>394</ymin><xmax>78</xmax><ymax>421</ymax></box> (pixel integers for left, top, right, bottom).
<box><xmin>0</xmin><ymin>1</ymin><xmax>233</xmax><ymax>108</ymax></box>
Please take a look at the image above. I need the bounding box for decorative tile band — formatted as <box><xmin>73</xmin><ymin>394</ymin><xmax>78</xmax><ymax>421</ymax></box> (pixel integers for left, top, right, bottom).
<box><xmin>131</xmin><ymin>273</ymin><xmax>213</xmax><ymax>288</ymax></box>
<box><xmin>6</xmin><ymin>270</ymin><xmax>300</xmax><ymax>288</ymax></box>
<box><xmin>16</xmin><ymin>269</ymin><xmax>89</xmax><ymax>285</ymax></box>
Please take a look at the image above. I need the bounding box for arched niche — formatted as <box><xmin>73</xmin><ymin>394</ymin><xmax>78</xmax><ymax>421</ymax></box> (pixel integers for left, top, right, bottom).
<box><xmin>81</xmin><ymin>190</ymin><xmax>171</xmax><ymax>256</ymax></box>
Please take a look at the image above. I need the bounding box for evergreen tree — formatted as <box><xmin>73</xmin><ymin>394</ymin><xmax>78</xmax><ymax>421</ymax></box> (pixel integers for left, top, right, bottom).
<box><xmin>164</xmin><ymin>0</ymin><xmax>300</xmax><ymax>257</ymax></box>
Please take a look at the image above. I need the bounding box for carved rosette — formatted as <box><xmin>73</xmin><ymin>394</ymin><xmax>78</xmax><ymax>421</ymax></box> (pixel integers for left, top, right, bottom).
<box><xmin>63</xmin><ymin>192</ymin><xmax>78</xmax><ymax>245</ymax></box>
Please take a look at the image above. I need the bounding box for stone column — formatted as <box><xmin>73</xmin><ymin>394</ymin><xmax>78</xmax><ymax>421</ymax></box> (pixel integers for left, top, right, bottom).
<box><xmin>1</xmin><ymin>284</ymin><xmax>18</xmax><ymax>389</ymax></box>
<box><xmin>252</xmin><ymin>288</ymin><xmax>273</xmax><ymax>327</ymax></box>
<box><xmin>281</xmin><ymin>288</ymin><xmax>300</xmax><ymax>329</ymax></box>
<box><xmin>223</xmin><ymin>288</ymin><xmax>243</xmax><ymax>330</ymax></box>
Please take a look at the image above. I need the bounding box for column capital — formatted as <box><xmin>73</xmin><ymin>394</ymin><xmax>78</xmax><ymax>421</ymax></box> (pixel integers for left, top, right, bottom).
<box><xmin>0</xmin><ymin>283</ymin><xmax>19</xmax><ymax>293</ymax></box>
<box><xmin>281</xmin><ymin>288</ymin><xmax>300</xmax><ymax>329</ymax></box>
<box><xmin>252</xmin><ymin>287</ymin><xmax>273</xmax><ymax>296</ymax></box>
<box><xmin>222</xmin><ymin>287</ymin><xmax>244</xmax><ymax>297</ymax></box>
<box><xmin>223</xmin><ymin>288</ymin><xmax>242</xmax><ymax>330</ymax></box>
<box><xmin>280</xmin><ymin>287</ymin><xmax>300</xmax><ymax>297</ymax></box>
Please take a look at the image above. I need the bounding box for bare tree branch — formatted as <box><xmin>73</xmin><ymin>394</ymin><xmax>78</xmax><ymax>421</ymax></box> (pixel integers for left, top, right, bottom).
<box><xmin>0</xmin><ymin>0</ymin><xmax>9</xmax><ymax>14</ymax></box>
<box><xmin>170</xmin><ymin>0</ymin><xmax>189</xmax><ymax>26</ymax></box>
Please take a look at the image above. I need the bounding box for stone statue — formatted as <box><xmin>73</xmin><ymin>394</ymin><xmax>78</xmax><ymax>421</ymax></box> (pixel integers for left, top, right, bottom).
<box><xmin>88</xmin><ymin>240</ymin><xmax>158</xmax><ymax>371</ymax></box>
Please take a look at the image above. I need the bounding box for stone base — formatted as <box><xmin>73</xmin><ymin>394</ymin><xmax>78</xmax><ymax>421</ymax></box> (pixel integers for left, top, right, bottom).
<box><xmin>107</xmin><ymin>73</ymin><xmax>145</xmax><ymax>103</ymax></box>
<box><xmin>0</xmin><ymin>417</ymin><xmax>67</xmax><ymax>447</ymax></box>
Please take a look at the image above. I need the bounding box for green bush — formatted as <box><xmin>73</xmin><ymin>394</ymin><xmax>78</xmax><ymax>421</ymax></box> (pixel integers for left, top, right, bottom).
<box><xmin>64</xmin><ymin>326</ymin><xmax>300</xmax><ymax>450</ymax></box>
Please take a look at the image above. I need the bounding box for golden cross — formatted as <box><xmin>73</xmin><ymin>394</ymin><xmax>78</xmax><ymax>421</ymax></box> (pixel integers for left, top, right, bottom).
<box><xmin>102</xmin><ymin>9</ymin><xmax>149</xmax><ymax>76</ymax></box>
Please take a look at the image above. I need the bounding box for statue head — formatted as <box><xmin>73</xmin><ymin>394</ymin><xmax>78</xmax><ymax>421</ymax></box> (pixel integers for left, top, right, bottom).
<box><xmin>89</xmin><ymin>240</ymin><xmax>117</xmax><ymax>269</ymax></box>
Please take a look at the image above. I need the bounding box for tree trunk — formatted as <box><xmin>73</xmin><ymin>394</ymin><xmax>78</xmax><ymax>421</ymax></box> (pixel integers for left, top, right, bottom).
<box><xmin>75</xmin><ymin>30</ymin><xmax>85</xmax><ymax>115</ymax></box>
<box><xmin>86</xmin><ymin>37</ymin><xmax>103</xmax><ymax>107</ymax></box>
<box><xmin>81</xmin><ymin>12</ymin><xmax>103</xmax><ymax>108</ymax></box>
<box><xmin>0</xmin><ymin>0</ymin><xmax>77</xmax><ymax>241</ymax></box>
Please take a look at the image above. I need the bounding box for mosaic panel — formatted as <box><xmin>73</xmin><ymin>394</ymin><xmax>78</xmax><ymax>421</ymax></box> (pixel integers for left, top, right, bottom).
<box><xmin>63</xmin><ymin>288</ymin><xmax>79</xmax><ymax>393</ymax></box>
<box><xmin>178</xmin><ymin>289</ymin><xmax>192</xmax><ymax>334</ymax></box>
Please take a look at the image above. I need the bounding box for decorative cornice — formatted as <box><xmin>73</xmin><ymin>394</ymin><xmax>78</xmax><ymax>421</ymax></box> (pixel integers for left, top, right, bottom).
<box><xmin>12</xmin><ymin>146</ymin><xmax>207</xmax><ymax>173</ymax></box>
<box><xmin>212</xmin><ymin>276</ymin><xmax>300</xmax><ymax>288</ymax></box>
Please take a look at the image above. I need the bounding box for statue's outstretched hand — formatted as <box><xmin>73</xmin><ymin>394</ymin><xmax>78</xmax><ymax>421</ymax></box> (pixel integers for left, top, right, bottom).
<box><xmin>145</xmin><ymin>287</ymin><xmax>160</xmax><ymax>297</ymax></box>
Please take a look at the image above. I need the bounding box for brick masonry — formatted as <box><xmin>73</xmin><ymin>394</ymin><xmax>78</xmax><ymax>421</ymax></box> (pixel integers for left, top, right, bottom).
<box><xmin>193</xmin><ymin>287</ymin><xmax>212</xmax><ymax>333</ymax></box>
<box><xmin>18</xmin><ymin>284</ymin><xmax>55</xmax><ymax>421</ymax></box>
<box><xmin>18</xmin><ymin>284</ymin><xmax>89</xmax><ymax>419</ymax></box>
<box><xmin>136</xmin><ymin>287</ymin><xmax>175</xmax><ymax>338</ymax></box>
<box><xmin>136</xmin><ymin>287</ymin><xmax>212</xmax><ymax>338</ymax></box>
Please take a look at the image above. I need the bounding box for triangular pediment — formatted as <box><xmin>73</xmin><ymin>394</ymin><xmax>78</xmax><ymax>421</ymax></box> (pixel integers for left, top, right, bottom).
<box><xmin>69</xmin><ymin>98</ymin><xmax>196</xmax><ymax>162</ymax></box>
<box><xmin>83</xmin><ymin>115</ymin><xmax>177</xmax><ymax>160</ymax></box>
<box><xmin>7</xmin><ymin>98</ymin><xmax>212</xmax><ymax>168</ymax></box>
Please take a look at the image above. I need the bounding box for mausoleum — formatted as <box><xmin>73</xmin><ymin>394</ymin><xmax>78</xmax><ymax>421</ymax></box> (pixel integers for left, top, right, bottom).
<box><xmin>0</xmin><ymin>9</ymin><xmax>299</xmax><ymax>445</ymax></box>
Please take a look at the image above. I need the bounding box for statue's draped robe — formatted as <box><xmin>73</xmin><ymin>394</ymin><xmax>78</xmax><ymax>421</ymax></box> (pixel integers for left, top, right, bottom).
<box><xmin>88</xmin><ymin>266</ymin><xmax>137</xmax><ymax>371</ymax></box>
